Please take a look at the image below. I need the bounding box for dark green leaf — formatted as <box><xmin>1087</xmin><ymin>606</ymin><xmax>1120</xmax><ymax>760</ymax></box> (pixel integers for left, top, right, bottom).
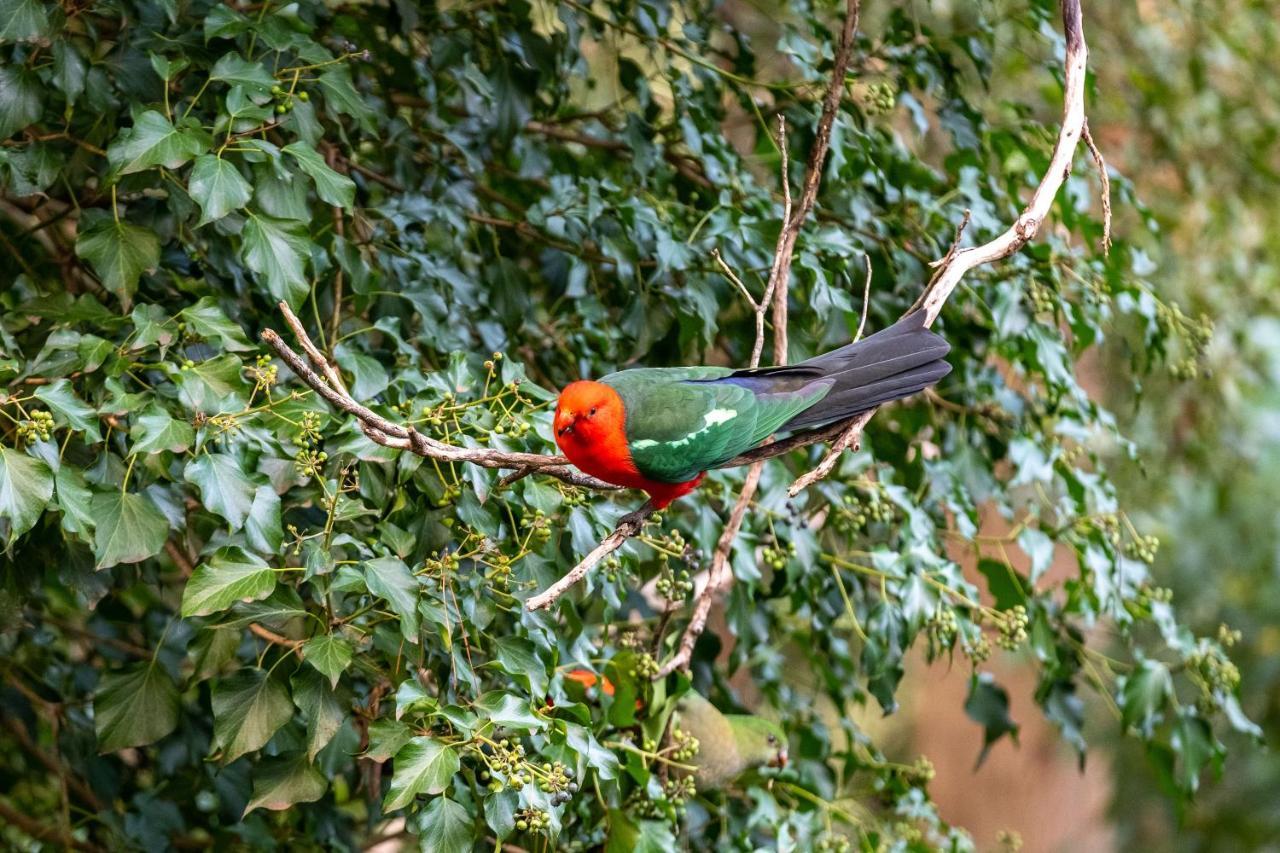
<box><xmin>211</xmin><ymin>669</ymin><xmax>293</xmax><ymax>763</ymax></box>
<box><xmin>94</xmin><ymin>663</ymin><xmax>180</xmax><ymax>752</ymax></box>
<box><xmin>384</xmin><ymin>736</ymin><xmax>460</xmax><ymax>811</ymax></box>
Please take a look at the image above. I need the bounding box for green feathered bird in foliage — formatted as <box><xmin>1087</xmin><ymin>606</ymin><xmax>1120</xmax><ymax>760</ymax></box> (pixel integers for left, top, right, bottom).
<box><xmin>675</xmin><ymin>690</ymin><xmax>788</xmax><ymax>787</ymax></box>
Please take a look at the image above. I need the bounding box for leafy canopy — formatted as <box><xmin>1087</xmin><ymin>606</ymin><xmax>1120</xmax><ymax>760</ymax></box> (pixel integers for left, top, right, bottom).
<box><xmin>0</xmin><ymin>0</ymin><xmax>1251</xmax><ymax>850</ymax></box>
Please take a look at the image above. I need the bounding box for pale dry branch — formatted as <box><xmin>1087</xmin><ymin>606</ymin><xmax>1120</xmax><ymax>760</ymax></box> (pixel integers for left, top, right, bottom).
<box><xmin>261</xmin><ymin>304</ymin><xmax>614</xmax><ymax>491</ymax></box>
<box><xmin>784</xmin><ymin>0</ymin><xmax>1092</xmax><ymax>495</ymax></box>
<box><xmin>524</xmin><ymin>502</ymin><xmax>656</xmax><ymax>611</ymax></box>
<box><xmin>661</xmin><ymin>0</ymin><xmax>1096</xmax><ymax>672</ymax></box>
<box><xmin>1082</xmin><ymin>119</ymin><xmax>1112</xmax><ymax>256</ymax></box>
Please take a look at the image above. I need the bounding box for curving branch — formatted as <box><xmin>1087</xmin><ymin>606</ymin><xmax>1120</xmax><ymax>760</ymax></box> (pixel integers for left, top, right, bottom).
<box><xmin>260</xmin><ymin>306</ymin><xmax>616</xmax><ymax>491</ymax></box>
<box><xmin>656</xmin><ymin>0</ymin><xmax>1099</xmax><ymax>674</ymax></box>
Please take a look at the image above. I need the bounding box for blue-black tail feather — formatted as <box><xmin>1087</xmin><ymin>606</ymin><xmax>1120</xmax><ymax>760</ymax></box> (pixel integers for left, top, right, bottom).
<box><xmin>717</xmin><ymin>311</ymin><xmax>950</xmax><ymax>431</ymax></box>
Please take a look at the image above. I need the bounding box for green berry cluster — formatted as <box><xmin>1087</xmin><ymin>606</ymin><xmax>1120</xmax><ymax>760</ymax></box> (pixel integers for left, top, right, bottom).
<box><xmin>250</xmin><ymin>354</ymin><xmax>278</xmax><ymax>390</ymax></box>
<box><xmin>1124</xmin><ymin>532</ymin><xmax>1160</xmax><ymax>564</ymax></box>
<box><xmin>1187</xmin><ymin>643</ymin><xmax>1241</xmax><ymax>696</ymax></box>
<box><xmin>1136</xmin><ymin>584</ymin><xmax>1173</xmax><ymax>608</ymax></box>
<box><xmin>1156</xmin><ymin>302</ymin><xmax>1213</xmax><ymax>380</ymax></box>
<box><xmin>295</xmin><ymin>448</ymin><xmax>328</xmax><ymax>477</ymax></box>
<box><xmin>860</xmin><ymin>80</ymin><xmax>897</xmax><ymax>115</ymax></box>
<box><xmin>520</xmin><ymin>508</ymin><xmax>553</xmax><ymax>542</ymax></box>
<box><xmin>602</xmin><ymin>555</ymin><xmax>629</xmax><ymax>583</ymax></box>
<box><xmin>537</xmin><ymin>761</ymin><xmax>578</xmax><ymax>806</ymax></box>
<box><xmin>815</xmin><ymin>833</ymin><xmax>852</xmax><ymax>853</ymax></box>
<box><xmin>663</xmin><ymin>775</ymin><xmax>697</xmax><ymax>808</ymax></box>
<box><xmin>760</xmin><ymin>540</ymin><xmax>795</xmax><ymax>571</ymax></box>
<box><xmin>834</xmin><ymin>485</ymin><xmax>895</xmax><ymax>533</ymax></box>
<box><xmin>962</xmin><ymin>631</ymin><xmax>992</xmax><ymax>664</ymax></box>
<box><xmin>16</xmin><ymin>410</ymin><xmax>54</xmax><ymax>444</ymax></box>
<box><xmin>480</xmin><ymin>738</ymin><xmax>526</xmax><ymax>792</ymax></box>
<box><xmin>655</xmin><ymin>564</ymin><xmax>693</xmax><ymax>600</ymax></box>
<box><xmin>178</xmin><ymin>358</ymin><xmax>197</xmax><ymax>371</ymax></box>
<box><xmin>910</xmin><ymin>755</ymin><xmax>935</xmax><ymax>783</ymax></box>
<box><xmin>295</xmin><ymin>411</ymin><xmax>323</xmax><ymax>447</ymax></box>
<box><xmin>269</xmin><ymin>83</ymin><xmax>307</xmax><ymax>114</ymax></box>
<box><xmin>670</xmin><ymin>725</ymin><xmax>699</xmax><ymax>761</ymax></box>
<box><xmin>514</xmin><ymin>807</ymin><xmax>549</xmax><ymax>833</ymax></box>
<box><xmin>627</xmin><ymin>652</ymin><xmax>659</xmax><ymax>680</ymax></box>
<box><xmin>1077</xmin><ymin>512</ymin><xmax>1121</xmax><ymax>545</ymax></box>
<box><xmin>927</xmin><ymin>607</ymin><xmax>958</xmax><ymax>648</ymax></box>
<box><xmin>996</xmin><ymin>605</ymin><xmax>1029</xmax><ymax>650</ymax></box>
<box><xmin>1217</xmin><ymin>623</ymin><xmax>1242</xmax><ymax>648</ymax></box>
<box><xmin>1027</xmin><ymin>279</ymin><xmax>1056</xmax><ymax>315</ymax></box>
<box><xmin>209</xmin><ymin>413</ymin><xmax>241</xmax><ymax>436</ymax></box>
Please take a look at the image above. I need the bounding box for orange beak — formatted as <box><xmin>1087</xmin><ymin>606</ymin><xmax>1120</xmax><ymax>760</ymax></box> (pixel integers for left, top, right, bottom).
<box><xmin>554</xmin><ymin>409</ymin><xmax>576</xmax><ymax>438</ymax></box>
<box><xmin>769</xmin><ymin>748</ymin><xmax>789</xmax><ymax>768</ymax></box>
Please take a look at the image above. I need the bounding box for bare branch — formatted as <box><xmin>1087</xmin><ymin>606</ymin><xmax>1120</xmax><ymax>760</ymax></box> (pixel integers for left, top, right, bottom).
<box><xmin>784</xmin><ymin>0</ymin><xmax>1093</xmax><ymax>494</ymax></box>
<box><xmin>855</xmin><ymin>253</ymin><xmax>872</xmax><ymax>343</ymax></box>
<box><xmin>1082</xmin><ymin>119</ymin><xmax>1112</xmax><ymax>256</ymax></box>
<box><xmin>261</xmin><ymin>305</ymin><xmax>615</xmax><ymax>491</ymax></box>
<box><xmin>655</xmin><ymin>461</ymin><xmax>762</xmax><ymax>677</ymax></box>
<box><xmin>524</xmin><ymin>503</ymin><xmax>655</xmax><ymax>611</ymax></box>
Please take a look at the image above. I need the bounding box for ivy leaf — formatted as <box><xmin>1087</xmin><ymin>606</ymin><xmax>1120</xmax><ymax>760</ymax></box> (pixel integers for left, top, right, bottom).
<box><xmin>364</xmin><ymin>556</ymin><xmax>421</xmax><ymax>642</ymax></box>
<box><xmin>473</xmin><ymin>691</ymin><xmax>547</xmax><ymax>731</ymax></box>
<box><xmin>302</xmin><ymin>634</ymin><xmax>354</xmax><ymax>688</ymax></box>
<box><xmin>0</xmin><ymin>0</ymin><xmax>52</xmax><ymax>42</ymax></box>
<box><xmin>209</xmin><ymin>53</ymin><xmax>276</xmax><ymax>94</ymax></box>
<box><xmin>54</xmin><ymin>464</ymin><xmax>95</xmax><ymax>536</ymax></box>
<box><xmin>607</xmin><ymin>810</ymin><xmax>677</xmax><ymax>853</ymax></box>
<box><xmin>184</xmin><ymin>453</ymin><xmax>256</xmax><ymax>529</ymax></box>
<box><xmin>181</xmin><ymin>547</ymin><xmax>276</xmax><ymax>617</ymax></box>
<box><xmin>245</xmin><ymin>485</ymin><xmax>283</xmax><ymax>554</ymax></box>
<box><xmin>94</xmin><ymin>663</ymin><xmax>181</xmax><ymax>752</ymax></box>
<box><xmin>964</xmin><ymin>672</ymin><xmax>1019</xmax><ymax>767</ymax></box>
<box><xmin>241</xmin><ymin>213</ymin><xmax>311</xmax><ymax>308</ymax></box>
<box><xmin>189</xmin><ymin>154</ymin><xmax>253</xmax><ymax>225</ymax></box>
<box><xmin>366</xmin><ymin>718</ymin><xmax>415</xmax><ymax>762</ymax></box>
<box><xmin>1120</xmin><ymin>659</ymin><xmax>1174</xmax><ymax>739</ymax></box>
<box><xmin>211</xmin><ymin>669</ymin><xmax>293</xmax><ymax>763</ymax></box>
<box><xmin>1171</xmin><ymin>712</ymin><xmax>1225</xmax><ymax>794</ymax></box>
<box><xmin>0</xmin><ymin>67</ymin><xmax>41</xmax><ymax>139</ymax></box>
<box><xmin>90</xmin><ymin>491</ymin><xmax>168</xmax><ymax>569</ymax></box>
<box><xmin>34</xmin><ymin>379</ymin><xmax>101</xmax><ymax>441</ymax></box>
<box><xmin>75</xmin><ymin>217</ymin><xmax>160</xmax><ymax>308</ymax></box>
<box><xmin>491</xmin><ymin>636</ymin><xmax>548</xmax><ymax>698</ymax></box>
<box><xmin>384</xmin><ymin>737</ymin><xmax>460</xmax><ymax>811</ymax></box>
<box><xmin>106</xmin><ymin>110</ymin><xmax>209</xmax><ymax>175</ymax></box>
<box><xmin>181</xmin><ymin>297</ymin><xmax>254</xmax><ymax>351</ymax></box>
<box><xmin>284</xmin><ymin>141</ymin><xmax>356</xmax><ymax>210</ymax></box>
<box><xmin>175</xmin><ymin>354</ymin><xmax>249</xmax><ymax>412</ymax></box>
<box><xmin>0</xmin><ymin>446</ymin><xmax>53</xmax><ymax>543</ymax></box>
<box><xmin>243</xmin><ymin>753</ymin><xmax>327</xmax><ymax>815</ymax></box>
<box><xmin>292</xmin><ymin>668</ymin><xmax>346</xmax><ymax>762</ymax></box>
<box><xmin>132</xmin><ymin>408</ymin><xmax>195</xmax><ymax>455</ymax></box>
<box><xmin>412</xmin><ymin>796</ymin><xmax>472</xmax><ymax>853</ymax></box>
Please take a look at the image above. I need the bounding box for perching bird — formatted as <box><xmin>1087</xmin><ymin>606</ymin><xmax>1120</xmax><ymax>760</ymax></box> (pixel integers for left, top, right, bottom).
<box><xmin>675</xmin><ymin>690</ymin><xmax>788</xmax><ymax>787</ymax></box>
<box><xmin>554</xmin><ymin>311</ymin><xmax>950</xmax><ymax>507</ymax></box>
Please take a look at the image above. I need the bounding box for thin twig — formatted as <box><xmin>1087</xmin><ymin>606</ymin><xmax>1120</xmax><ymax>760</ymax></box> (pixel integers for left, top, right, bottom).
<box><xmin>855</xmin><ymin>253</ymin><xmax>872</xmax><ymax>343</ymax></box>
<box><xmin>524</xmin><ymin>503</ymin><xmax>655</xmax><ymax>611</ymax></box>
<box><xmin>260</xmin><ymin>307</ymin><xmax>613</xmax><ymax>490</ymax></box>
<box><xmin>1081</xmin><ymin>119</ymin><xmax>1112</xmax><ymax>256</ymax></box>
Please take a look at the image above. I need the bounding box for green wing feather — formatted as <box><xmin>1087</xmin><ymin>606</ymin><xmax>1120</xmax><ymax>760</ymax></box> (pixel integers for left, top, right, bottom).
<box><xmin>600</xmin><ymin>368</ymin><xmax>828</xmax><ymax>483</ymax></box>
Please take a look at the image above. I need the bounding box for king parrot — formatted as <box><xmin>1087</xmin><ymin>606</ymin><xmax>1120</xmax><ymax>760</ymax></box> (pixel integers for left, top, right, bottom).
<box><xmin>554</xmin><ymin>310</ymin><xmax>950</xmax><ymax>507</ymax></box>
<box><xmin>674</xmin><ymin>690</ymin><xmax>788</xmax><ymax>787</ymax></box>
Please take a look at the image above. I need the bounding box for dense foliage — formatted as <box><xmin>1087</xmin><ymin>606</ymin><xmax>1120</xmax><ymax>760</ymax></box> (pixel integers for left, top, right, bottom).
<box><xmin>0</xmin><ymin>0</ymin><xmax>1257</xmax><ymax>850</ymax></box>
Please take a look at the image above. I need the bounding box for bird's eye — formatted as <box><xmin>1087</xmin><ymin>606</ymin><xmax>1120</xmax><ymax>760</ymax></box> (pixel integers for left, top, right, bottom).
<box><xmin>589</xmin><ymin>406</ymin><xmax>598</xmax><ymax>416</ymax></box>
<box><xmin>767</xmin><ymin>734</ymin><xmax>778</xmax><ymax>746</ymax></box>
